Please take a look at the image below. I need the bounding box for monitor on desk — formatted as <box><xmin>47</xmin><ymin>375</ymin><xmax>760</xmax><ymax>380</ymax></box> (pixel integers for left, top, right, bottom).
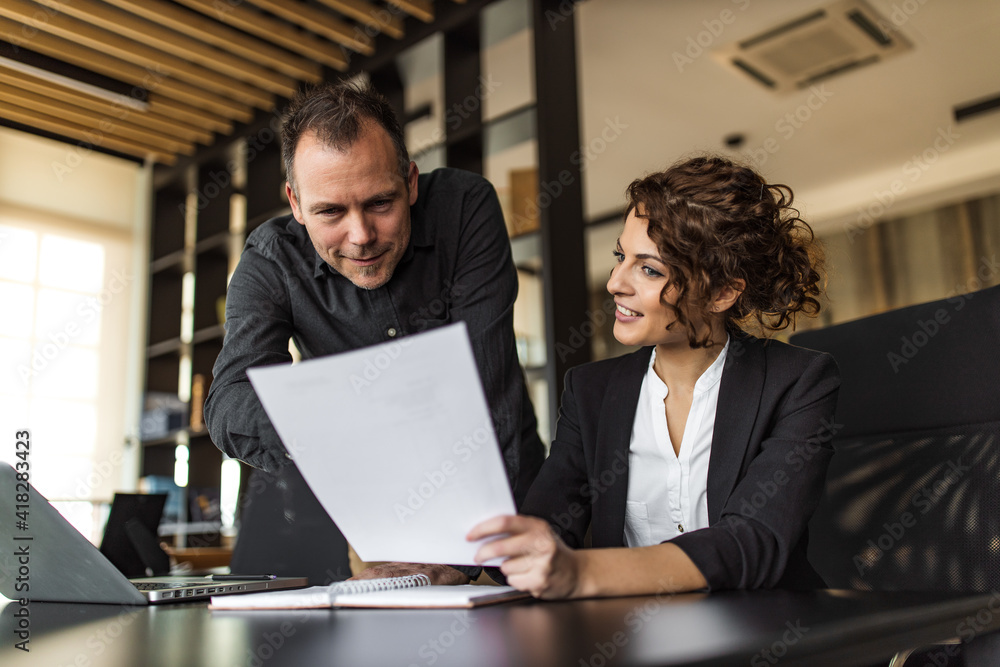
<box><xmin>99</xmin><ymin>492</ymin><xmax>170</xmax><ymax>578</ymax></box>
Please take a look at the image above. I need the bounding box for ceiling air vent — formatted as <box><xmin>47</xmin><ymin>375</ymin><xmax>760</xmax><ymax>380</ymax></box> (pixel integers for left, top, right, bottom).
<box><xmin>712</xmin><ymin>0</ymin><xmax>912</xmax><ymax>94</ymax></box>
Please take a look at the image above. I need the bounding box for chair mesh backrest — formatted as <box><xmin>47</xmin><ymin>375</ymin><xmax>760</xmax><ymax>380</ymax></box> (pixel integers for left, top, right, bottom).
<box><xmin>808</xmin><ymin>421</ymin><xmax>1000</xmax><ymax>591</ymax></box>
<box><xmin>791</xmin><ymin>284</ymin><xmax>1000</xmax><ymax>593</ymax></box>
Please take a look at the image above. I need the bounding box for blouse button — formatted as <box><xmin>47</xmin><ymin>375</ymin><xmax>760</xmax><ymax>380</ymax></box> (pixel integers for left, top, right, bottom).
<box><xmin>387</xmin><ymin>327</ymin><xmax>398</xmax><ymax>338</ymax></box>
<box><xmin>678</xmin><ymin>524</ymin><xmax>685</xmax><ymax>533</ymax></box>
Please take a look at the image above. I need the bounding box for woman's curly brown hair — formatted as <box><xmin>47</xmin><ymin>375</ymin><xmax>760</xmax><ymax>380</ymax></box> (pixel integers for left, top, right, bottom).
<box><xmin>625</xmin><ymin>155</ymin><xmax>824</xmax><ymax>348</ymax></box>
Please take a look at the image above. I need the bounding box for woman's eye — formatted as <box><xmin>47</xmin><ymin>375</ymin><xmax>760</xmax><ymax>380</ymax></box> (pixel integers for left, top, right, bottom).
<box><xmin>642</xmin><ymin>266</ymin><xmax>662</xmax><ymax>278</ymax></box>
<box><xmin>612</xmin><ymin>250</ymin><xmax>625</xmax><ymax>262</ymax></box>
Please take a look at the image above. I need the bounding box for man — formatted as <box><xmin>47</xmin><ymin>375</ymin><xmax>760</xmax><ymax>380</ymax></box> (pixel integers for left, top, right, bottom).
<box><xmin>204</xmin><ymin>80</ymin><xmax>545</xmax><ymax>585</ymax></box>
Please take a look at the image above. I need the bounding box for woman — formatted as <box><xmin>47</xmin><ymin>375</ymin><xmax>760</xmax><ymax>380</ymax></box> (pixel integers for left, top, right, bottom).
<box><xmin>469</xmin><ymin>156</ymin><xmax>840</xmax><ymax>598</ymax></box>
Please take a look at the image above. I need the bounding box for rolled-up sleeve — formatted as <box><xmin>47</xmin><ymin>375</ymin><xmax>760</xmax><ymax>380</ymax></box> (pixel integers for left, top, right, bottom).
<box><xmin>670</xmin><ymin>352</ymin><xmax>841</xmax><ymax>590</ymax></box>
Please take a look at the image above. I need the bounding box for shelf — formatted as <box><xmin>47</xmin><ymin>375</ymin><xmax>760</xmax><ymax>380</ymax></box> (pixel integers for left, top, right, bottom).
<box><xmin>193</xmin><ymin>252</ymin><xmax>229</xmax><ymax>332</ymax></box>
<box><xmin>152</xmin><ymin>183</ymin><xmax>187</xmax><ymax>260</ymax></box>
<box><xmin>523</xmin><ymin>364</ymin><xmax>547</xmax><ymax>381</ymax></box>
<box><xmin>151</xmin><ymin>249</ymin><xmax>186</xmax><ymax>275</ymax></box>
<box><xmin>191</xmin><ymin>324</ymin><xmax>225</xmax><ymax>345</ymax></box>
<box><xmin>141</xmin><ymin>426</ymin><xmax>210</xmax><ymax>448</ymax></box>
<box><xmin>145</xmin><ymin>354</ymin><xmax>181</xmax><ymax>395</ymax></box>
<box><xmin>195</xmin><ymin>231</ymin><xmax>230</xmax><ymax>255</ymax></box>
<box><xmin>196</xmin><ymin>160</ymin><xmax>234</xmax><ymax>242</ymax></box>
<box><xmin>142</xmin><ymin>430</ymin><xmax>187</xmax><ymax>448</ymax></box>
<box><xmin>247</xmin><ymin>205</ymin><xmax>292</xmax><ymax>232</ymax></box>
<box><xmin>245</xmin><ymin>137</ymin><xmax>286</xmax><ymax>223</ymax></box>
<box><xmin>158</xmin><ymin>521</ymin><xmax>223</xmax><ymax>537</ymax></box>
<box><xmin>510</xmin><ymin>230</ymin><xmax>541</xmax><ymax>261</ymax></box>
<box><xmin>484</xmin><ymin>102</ymin><xmax>536</xmax><ymax>129</ymax></box>
<box><xmin>148</xmin><ymin>271</ymin><xmax>184</xmax><ymax>346</ymax></box>
<box><xmin>147</xmin><ymin>337</ymin><xmax>183</xmax><ymax>358</ymax></box>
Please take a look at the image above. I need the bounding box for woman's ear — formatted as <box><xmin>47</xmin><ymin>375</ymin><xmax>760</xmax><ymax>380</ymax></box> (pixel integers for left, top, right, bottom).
<box><xmin>713</xmin><ymin>279</ymin><xmax>745</xmax><ymax>313</ymax></box>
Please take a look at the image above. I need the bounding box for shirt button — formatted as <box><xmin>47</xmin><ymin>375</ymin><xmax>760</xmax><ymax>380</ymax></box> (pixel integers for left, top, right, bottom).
<box><xmin>677</xmin><ymin>524</ymin><xmax>684</xmax><ymax>533</ymax></box>
<box><xmin>387</xmin><ymin>327</ymin><xmax>398</xmax><ymax>338</ymax></box>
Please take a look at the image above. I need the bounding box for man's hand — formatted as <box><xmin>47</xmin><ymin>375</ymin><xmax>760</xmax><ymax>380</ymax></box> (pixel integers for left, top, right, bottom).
<box><xmin>349</xmin><ymin>562</ymin><xmax>471</xmax><ymax>585</ymax></box>
<box><xmin>468</xmin><ymin>514</ymin><xmax>582</xmax><ymax>599</ymax></box>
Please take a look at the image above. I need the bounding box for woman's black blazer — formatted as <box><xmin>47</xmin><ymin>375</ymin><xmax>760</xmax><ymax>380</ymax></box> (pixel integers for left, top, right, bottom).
<box><xmin>521</xmin><ymin>333</ymin><xmax>841</xmax><ymax>590</ymax></box>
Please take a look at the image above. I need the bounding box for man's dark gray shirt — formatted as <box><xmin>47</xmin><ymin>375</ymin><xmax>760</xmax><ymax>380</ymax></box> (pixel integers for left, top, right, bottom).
<box><xmin>204</xmin><ymin>168</ymin><xmax>545</xmax><ymax>506</ymax></box>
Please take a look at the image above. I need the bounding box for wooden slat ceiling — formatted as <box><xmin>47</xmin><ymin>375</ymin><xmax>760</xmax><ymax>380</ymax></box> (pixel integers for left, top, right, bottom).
<box><xmin>0</xmin><ymin>0</ymin><xmax>464</xmax><ymax>164</ymax></box>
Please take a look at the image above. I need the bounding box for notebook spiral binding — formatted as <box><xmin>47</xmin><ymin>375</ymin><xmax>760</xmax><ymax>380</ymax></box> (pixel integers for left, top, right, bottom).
<box><xmin>329</xmin><ymin>573</ymin><xmax>431</xmax><ymax>598</ymax></box>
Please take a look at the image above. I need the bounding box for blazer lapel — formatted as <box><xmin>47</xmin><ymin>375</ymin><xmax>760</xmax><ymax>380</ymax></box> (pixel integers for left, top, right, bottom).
<box><xmin>707</xmin><ymin>334</ymin><xmax>765</xmax><ymax>523</ymax></box>
<box><xmin>592</xmin><ymin>347</ymin><xmax>650</xmax><ymax>548</ymax></box>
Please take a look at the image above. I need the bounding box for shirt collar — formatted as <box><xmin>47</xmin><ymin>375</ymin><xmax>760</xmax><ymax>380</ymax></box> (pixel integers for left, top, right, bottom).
<box><xmin>646</xmin><ymin>335</ymin><xmax>731</xmax><ymax>399</ymax></box>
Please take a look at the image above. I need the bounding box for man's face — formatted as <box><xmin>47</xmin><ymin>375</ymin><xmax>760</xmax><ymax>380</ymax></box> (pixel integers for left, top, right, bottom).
<box><xmin>286</xmin><ymin>125</ymin><xmax>418</xmax><ymax>290</ymax></box>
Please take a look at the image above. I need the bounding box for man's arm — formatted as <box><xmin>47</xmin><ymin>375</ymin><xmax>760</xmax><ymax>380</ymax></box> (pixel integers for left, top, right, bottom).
<box><xmin>204</xmin><ymin>247</ymin><xmax>294</xmax><ymax>471</ymax></box>
<box><xmin>444</xmin><ymin>177</ymin><xmax>545</xmax><ymax>506</ymax></box>
<box><xmin>354</xmin><ymin>176</ymin><xmax>543</xmax><ymax>585</ymax></box>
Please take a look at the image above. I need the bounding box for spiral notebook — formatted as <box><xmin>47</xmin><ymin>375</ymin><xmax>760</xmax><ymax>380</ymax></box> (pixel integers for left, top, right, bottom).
<box><xmin>208</xmin><ymin>574</ymin><xmax>528</xmax><ymax>610</ymax></box>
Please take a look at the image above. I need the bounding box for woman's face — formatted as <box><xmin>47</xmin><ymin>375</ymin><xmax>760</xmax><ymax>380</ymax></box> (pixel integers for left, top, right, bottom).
<box><xmin>607</xmin><ymin>208</ymin><xmax>684</xmax><ymax>347</ymax></box>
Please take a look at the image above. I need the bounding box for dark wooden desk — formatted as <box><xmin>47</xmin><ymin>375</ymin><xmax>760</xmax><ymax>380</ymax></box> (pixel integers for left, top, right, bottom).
<box><xmin>4</xmin><ymin>589</ymin><xmax>1000</xmax><ymax>666</ymax></box>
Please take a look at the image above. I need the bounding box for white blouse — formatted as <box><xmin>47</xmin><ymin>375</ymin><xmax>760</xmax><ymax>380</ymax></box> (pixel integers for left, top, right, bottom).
<box><xmin>623</xmin><ymin>338</ymin><xmax>729</xmax><ymax>547</ymax></box>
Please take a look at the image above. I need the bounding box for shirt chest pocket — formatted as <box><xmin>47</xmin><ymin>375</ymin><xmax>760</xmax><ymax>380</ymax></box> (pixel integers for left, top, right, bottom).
<box><xmin>624</xmin><ymin>501</ymin><xmax>652</xmax><ymax>548</ymax></box>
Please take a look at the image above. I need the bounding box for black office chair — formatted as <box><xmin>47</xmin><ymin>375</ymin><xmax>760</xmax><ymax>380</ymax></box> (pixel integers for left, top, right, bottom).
<box><xmin>792</xmin><ymin>283</ymin><xmax>1000</xmax><ymax>666</ymax></box>
<box><xmin>229</xmin><ymin>463</ymin><xmax>352</xmax><ymax>586</ymax></box>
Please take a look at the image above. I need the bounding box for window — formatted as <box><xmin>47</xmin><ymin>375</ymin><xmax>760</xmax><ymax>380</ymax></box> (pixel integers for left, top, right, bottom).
<box><xmin>0</xmin><ymin>216</ymin><xmax>134</xmax><ymax>542</ymax></box>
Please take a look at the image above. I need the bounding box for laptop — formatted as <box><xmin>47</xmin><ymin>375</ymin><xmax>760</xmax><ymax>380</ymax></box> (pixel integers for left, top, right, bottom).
<box><xmin>0</xmin><ymin>464</ymin><xmax>307</xmax><ymax>604</ymax></box>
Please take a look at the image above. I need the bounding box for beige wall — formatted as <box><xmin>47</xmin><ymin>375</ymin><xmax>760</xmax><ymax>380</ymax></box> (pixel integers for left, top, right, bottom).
<box><xmin>0</xmin><ymin>126</ymin><xmax>150</xmax><ymax>502</ymax></box>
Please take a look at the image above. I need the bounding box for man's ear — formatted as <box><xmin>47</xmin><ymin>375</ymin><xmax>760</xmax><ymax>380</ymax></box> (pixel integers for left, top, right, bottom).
<box><xmin>714</xmin><ymin>279</ymin><xmax>746</xmax><ymax>313</ymax></box>
<box><xmin>286</xmin><ymin>182</ymin><xmax>304</xmax><ymax>224</ymax></box>
<box><xmin>407</xmin><ymin>162</ymin><xmax>419</xmax><ymax>206</ymax></box>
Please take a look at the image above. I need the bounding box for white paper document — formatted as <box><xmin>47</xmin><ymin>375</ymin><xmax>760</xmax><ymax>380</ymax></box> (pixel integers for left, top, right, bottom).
<box><xmin>247</xmin><ymin>322</ymin><xmax>515</xmax><ymax>566</ymax></box>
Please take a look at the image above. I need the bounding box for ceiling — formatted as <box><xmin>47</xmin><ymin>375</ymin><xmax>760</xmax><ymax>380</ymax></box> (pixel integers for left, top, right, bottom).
<box><xmin>576</xmin><ymin>0</ymin><xmax>1000</xmax><ymax>232</ymax></box>
<box><xmin>0</xmin><ymin>0</ymin><xmax>469</xmax><ymax>165</ymax></box>
<box><xmin>3</xmin><ymin>0</ymin><xmax>998</xmax><ymax>236</ymax></box>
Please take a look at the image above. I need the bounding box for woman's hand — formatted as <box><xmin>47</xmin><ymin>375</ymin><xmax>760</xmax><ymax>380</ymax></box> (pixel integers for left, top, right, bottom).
<box><xmin>468</xmin><ymin>515</ymin><xmax>583</xmax><ymax>599</ymax></box>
